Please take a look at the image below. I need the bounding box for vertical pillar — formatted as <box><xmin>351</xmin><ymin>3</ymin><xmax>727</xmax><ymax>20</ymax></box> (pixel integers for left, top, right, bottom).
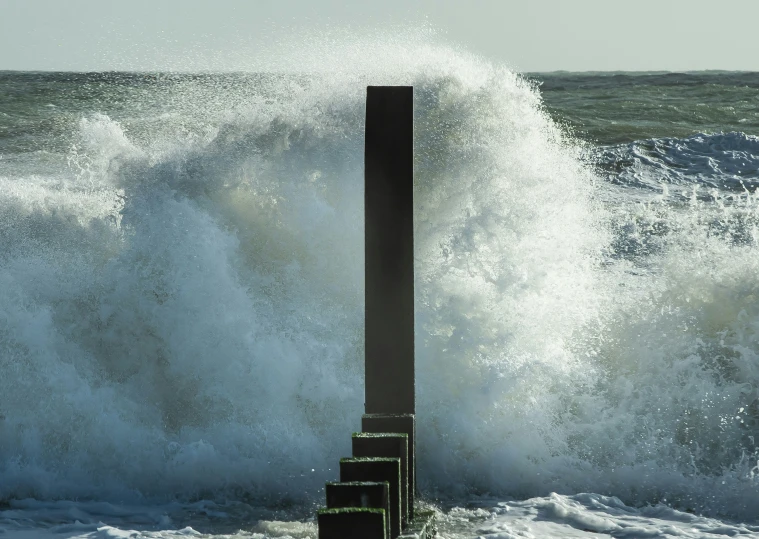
<box><xmin>364</xmin><ymin>85</ymin><xmax>415</xmax><ymax>415</ymax></box>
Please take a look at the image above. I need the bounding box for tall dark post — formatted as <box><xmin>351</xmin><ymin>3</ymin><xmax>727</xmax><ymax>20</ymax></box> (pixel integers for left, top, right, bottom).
<box><xmin>317</xmin><ymin>86</ymin><xmax>433</xmax><ymax>539</ymax></box>
<box><xmin>364</xmin><ymin>86</ymin><xmax>415</xmax><ymax>415</ymax></box>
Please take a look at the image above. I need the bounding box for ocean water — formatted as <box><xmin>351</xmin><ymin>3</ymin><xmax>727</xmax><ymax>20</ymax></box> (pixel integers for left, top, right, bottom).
<box><xmin>3</xmin><ymin>41</ymin><xmax>759</xmax><ymax>538</ymax></box>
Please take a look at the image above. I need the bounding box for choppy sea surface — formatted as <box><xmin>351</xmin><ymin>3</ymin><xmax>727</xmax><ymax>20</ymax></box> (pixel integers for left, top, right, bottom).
<box><xmin>3</xmin><ymin>42</ymin><xmax>759</xmax><ymax>538</ymax></box>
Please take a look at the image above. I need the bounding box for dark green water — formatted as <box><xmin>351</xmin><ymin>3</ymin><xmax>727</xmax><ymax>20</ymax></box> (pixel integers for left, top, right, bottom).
<box><xmin>3</xmin><ymin>70</ymin><xmax>758</xmax><ymax>154</ymax></box>
<box><xmin>529</xmin><ymin>71</ymin><xmax>759</xmax><ymax>145</ymax></box>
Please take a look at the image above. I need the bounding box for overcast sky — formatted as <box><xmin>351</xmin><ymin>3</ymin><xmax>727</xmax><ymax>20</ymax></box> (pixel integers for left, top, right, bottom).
<box><xmin>2</xmin><ymin>0</ymin><xmax>758</xmax><ymax>73</ymax></box>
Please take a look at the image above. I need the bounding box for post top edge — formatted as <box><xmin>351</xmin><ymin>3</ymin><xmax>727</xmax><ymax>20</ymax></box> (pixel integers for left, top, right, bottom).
<box><xmin>326</xmin><ymin>480</ymin><xmax>390</xmax><ymax>487</ymax></box>
<box><xmin>340</xmin><ymin>457</ymin><xmax>401</xmax><ymax>463</ymax></box>
<box><xmin>353</xmin><ymin>432</ymin><xmax>408</xmax><ymax>438</ymax></box>
<box><xmin>362</xmin><ymin>413</ymin><xmax>415</xmax><ymax>420</ymax></box>
<box><xmin>366</xmin><ymin>85</ymin><xmax>413</xmax><ymax>89</ymax></box>
<box><xmin>318</xmin><ymin>507</ymin><xmax>386</xmax><ymax>515</ymax></box>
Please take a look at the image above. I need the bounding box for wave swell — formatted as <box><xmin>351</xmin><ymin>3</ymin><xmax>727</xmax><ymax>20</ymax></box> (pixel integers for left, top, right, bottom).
<box><xmin>1</xmin><ymin>40</ymin><xmax>759</xmax><ymax>518</ymax></box>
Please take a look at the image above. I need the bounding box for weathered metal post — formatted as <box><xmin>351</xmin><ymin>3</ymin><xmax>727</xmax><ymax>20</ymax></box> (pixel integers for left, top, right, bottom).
<box><xmin>363</xmin><ymin>86</ymin><xmax>418</xmax><ymax>526</ymax></box>
<box><xmin>364</xmin><ymin>85</ymin><xmax>415</xmax><ymax>417</ymax></box>
<box><xmin>318</xmin><ymin>86</ymin><xmax>432</xmax><ymax>539</ymax></box>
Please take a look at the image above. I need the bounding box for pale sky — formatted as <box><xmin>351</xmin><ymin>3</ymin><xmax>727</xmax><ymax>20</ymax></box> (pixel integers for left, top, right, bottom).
<box><xmin>2</xmin><ymin>0</ymin><xmax>758</xmax><ymax>73</ymax></box>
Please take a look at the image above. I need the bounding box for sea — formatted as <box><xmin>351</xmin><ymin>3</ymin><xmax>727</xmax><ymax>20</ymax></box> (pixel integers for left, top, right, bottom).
<box><xmin>3</xmin><ymin>42</ymin><xmax>759</xmax><ymax>538</ymax></box>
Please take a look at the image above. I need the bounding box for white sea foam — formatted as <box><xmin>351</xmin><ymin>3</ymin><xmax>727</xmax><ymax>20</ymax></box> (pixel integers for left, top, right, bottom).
<box><xmin>435</xmin><ymin>493</ymin><xmax>759</xmax><ymax>538</ymax></box>
<box><xmin>1</xmin><ymin>33</ymin><xmax>759</xmax><ymax>538</ymax></box>
<box><xmin>4</xmin><ymin>494</ymin><xmax>757</xmax><ymax>538</ymax></box>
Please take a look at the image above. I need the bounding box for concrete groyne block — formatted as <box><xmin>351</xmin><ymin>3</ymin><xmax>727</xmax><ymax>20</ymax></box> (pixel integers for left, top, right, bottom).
<box><xmin>352</xmin><ymin>432</ymin><xmax>409</xmax><ymax>524</ymax></box>
<box><xmin>318</xmin><ymin>507</ymin><xmax>386</xmax><ymax>539</ymax></box>
<box><xmin>340</xmin><ymin>457</ymin><xmax>402</xmax><ymax>539</ymax></box>
<box><xmin>326</xmin><ymin>481</ymin><xmax>390</xmax><ymax>539</ymax></box>
<box><xmin>363</xmin><ymin>413</ymin><xmax>416</xmax><ymax>517</ymax></box>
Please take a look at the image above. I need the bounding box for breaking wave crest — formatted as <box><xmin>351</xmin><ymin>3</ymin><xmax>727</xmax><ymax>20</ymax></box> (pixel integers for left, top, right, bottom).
<box><xmin>2</xmin><ymin>38</ymin><xmax>759</xmax><ymax>519</ymax></box>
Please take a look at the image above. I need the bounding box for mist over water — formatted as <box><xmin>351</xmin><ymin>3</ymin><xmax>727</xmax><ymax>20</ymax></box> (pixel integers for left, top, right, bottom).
<box><xmin>2</xmin><ymin>36</ymin><xmax>759</xmax><ymax>522</ymax></box>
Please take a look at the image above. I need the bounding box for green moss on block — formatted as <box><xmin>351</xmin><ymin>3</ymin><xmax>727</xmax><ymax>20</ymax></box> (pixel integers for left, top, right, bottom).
<box><xmin>318</xmin><ymin>506</ymin><xmax>387</xmax><ymax>539</ymax></box>
<box><xmin>318</xmin><ymin>507</ymin><xmax>386</xmax><ymax>515</ymax></box>
<box><xmin>340</xmin><ymin>456</ymin><xmax>400</xmax><ymax>463</ymax></box>
<box><xmin>352</xmin><ymin>434</ymin><xmax>409</xmax><ymax>524</ymax></box>
<box><xmin>326</xmin><ymin>480</ymin><xmax>391</xmax><ymax>536</ymax></box>
<box><xmin>353</xmin><ymin>432</ymin><xmax>408</xmax><ymax>438</ymax></box>
<box><xmin>325</xmin><ymin>480</ymin><xmax>390</xmax><ymax>487</ymax></box>
<box><xmin>363</xmin><ymin>413</ymin><xmax>412</xmax><ymax>419</ymax></box>
<box><xmin>362</xmin><ymin>413</ymin><xmax>416</xmax><ymax>520</ymax></box>
<box><xmin>340</xmin><ymin>457</ymin><xmax>402</xmax><ymax>538</ymax></box>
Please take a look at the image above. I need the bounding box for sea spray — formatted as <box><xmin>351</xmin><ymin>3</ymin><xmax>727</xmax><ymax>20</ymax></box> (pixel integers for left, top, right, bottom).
<box><xmin>1</xmin><ymin>40</ymin><xmax>759</xmax><ymax>519</ymax></box>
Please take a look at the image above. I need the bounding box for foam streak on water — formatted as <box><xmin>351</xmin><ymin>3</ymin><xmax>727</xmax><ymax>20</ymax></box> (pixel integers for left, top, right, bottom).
<box><xmin>2</xmin><ymin>37</ymin><xmax>759</xmax><ymax>535</ymax></box>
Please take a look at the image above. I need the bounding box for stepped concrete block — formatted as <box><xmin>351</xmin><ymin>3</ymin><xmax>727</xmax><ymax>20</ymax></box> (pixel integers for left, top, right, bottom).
<box><xmin>363</xmin><ymin>413</ymin><xmax>415</xmax><ymax>517</ymax></box>
<box><xmin>326</xmin><ymin>481</ymin><xmax>390</xmax><ymax>539</ymax></box>
<box><xmin>340</xmin><ymin>457</ymin><xmax>401</xmax><ymax>539</ymax></box>
<box><xmin>318</xmin><ymin>507</ymin><xmax>386</xmax><ymax>539</ymax></box>
<box><xmin>352</xmin><ymin>432</ymin><xmax>409</xmax><ymax>523</ymax></box>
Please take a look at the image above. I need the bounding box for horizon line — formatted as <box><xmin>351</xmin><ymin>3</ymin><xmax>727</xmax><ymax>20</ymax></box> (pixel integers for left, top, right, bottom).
<box><xmin>1</xmin><ymin>68</ymin><xmax>757</xmax><ymax>75</ymax></box>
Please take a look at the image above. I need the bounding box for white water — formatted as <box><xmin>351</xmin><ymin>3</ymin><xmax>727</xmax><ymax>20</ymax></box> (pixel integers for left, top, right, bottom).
<box><xmin>2</xmin><ymin>34</ymin><xmax>759</xmax><ymax>537</ymax></box>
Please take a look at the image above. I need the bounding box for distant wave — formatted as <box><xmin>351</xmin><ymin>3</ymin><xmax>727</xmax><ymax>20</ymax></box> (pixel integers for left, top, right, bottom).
<box><xmin>596</xmin><ymin>132</ymin><xmax>759</xmax><ymax>192</ymax></box>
